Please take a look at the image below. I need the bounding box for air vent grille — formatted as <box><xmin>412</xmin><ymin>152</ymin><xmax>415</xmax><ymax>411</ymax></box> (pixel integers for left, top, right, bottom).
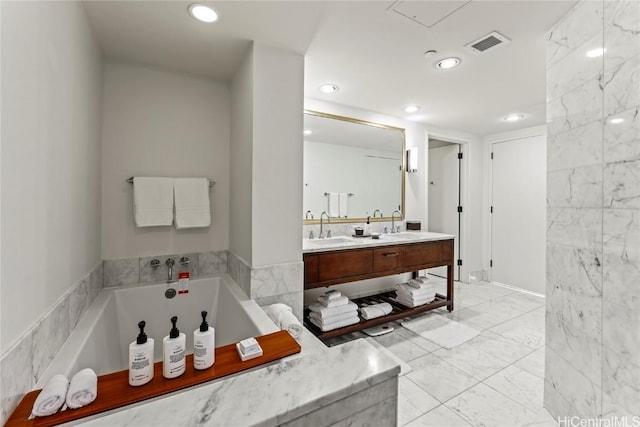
<box><xmin>465</xmin><ymin>31</ymin><xmax>511</xmax><ymax>54</ymax></box>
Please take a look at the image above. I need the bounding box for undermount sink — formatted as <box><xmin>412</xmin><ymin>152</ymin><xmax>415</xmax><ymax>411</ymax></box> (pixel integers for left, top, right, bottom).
<box><xmin>304</xmin><ymin>237</ymin><xmax>354</xmax><ymax>246</ymax></box>
<box><xmin>379</xmin><ymin>232</ymin><xmax>423</xmax><ymax>240</ymax></box>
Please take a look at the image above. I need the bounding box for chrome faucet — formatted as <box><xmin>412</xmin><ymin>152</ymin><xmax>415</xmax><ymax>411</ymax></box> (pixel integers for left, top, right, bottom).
<box><xmin>391</xmin><ymin>210</ymin><xmax>402</xmax><ymax>233</ymax></box>
<box><xmin>166</xmin><ymin>258</ymin><xmax>175</xmax><ymax>282</ymax></box>
<box><xmin>319</xmin><ymin>211</ymin><xmax>331</xmax><ymax>239</ymax></box>
<box><xmin>305</xmin><ymin>210</ymin><xmax>314</xmax><ymax>219</ymax></box>
<box><xmin>372</xmin><ymin>209</ymin><xmax>383</xmax><ymax>218</ymax></box>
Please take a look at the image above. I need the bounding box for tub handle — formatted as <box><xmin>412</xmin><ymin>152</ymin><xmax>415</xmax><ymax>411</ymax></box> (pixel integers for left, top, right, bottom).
<box><xmin>150</xmin><ymin>259</ymin><xmax>161</xmax><ymax>269</ymax></box>
<box><xmin>179</xmin><ymin>257</ymin><xmax>190</xmax><ymax>266</ymax></box>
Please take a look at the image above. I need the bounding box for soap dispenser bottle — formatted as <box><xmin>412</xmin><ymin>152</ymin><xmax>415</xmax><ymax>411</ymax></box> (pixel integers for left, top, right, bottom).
<box><xmin>162</xmin><ymin>316</ymin><xmax>186</xmax><ymax>379</ymax></box>
<box><xmin>129</xmin><ymin>321</ymin><xmax>154</xmax><ymax>386</ymax></box>
<box><xmin>365</xmin><ymin>216</ymin><xmax>372</xmax><ymax>236</ymax></box>
<box><xmin>193</xmin><ymin>311</ymin><xmax>215</xmax><ymax>370</ymax></box>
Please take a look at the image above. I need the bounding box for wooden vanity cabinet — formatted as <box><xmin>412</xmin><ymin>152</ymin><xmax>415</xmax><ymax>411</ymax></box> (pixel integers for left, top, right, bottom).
<box><xmin>303</xmin><ymin>238</ymin><xmax>455</xmax><ymax>339</ymax></box>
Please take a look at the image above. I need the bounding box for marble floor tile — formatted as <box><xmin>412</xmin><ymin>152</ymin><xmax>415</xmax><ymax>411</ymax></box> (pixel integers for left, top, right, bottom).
<box><xmin>373</xmin><ymin>329</ymin><xmax>431</xmax><ymax>362</ymax></box>
<box><xmin>458</xmin><ymin>331</ymin><xmax>536</xmax><ymax>365</ymax></box>
<box><xmin>397</xmin><ymin>377</ymin><xmax>440</xmax><ymax>425</ymax></box>
<box><xmin>432</xmin><ymin>342</ymin><xmax>512</xmax><ymax>381</ymax></box>
<box><xmin>405</xmin><ymin>404</ymin><xmax>473</xmax><ymax>427</ymax></box>
<box><xmin>488</xmin><ymin>309</ymin><xmax>545</xmax><ymax>349</ymax></box>
<box><xmin>514</xmin><ymin>347</ymin><xmax>546</xmax><ymax>380</ymax></box>
<box><xmin>407</xmin><ymin>353</ymin><xmax>479</xmax><ymax>403</ymax></box>
<box><xmin>447</xmin><ymin>300</ymin><xmax>530</xmax><ymax>331</ymax></box>
<box><xmin>484</xmin><ymin>365</ymin><xmax>544</xmax><ymax>412</ymax></box>
<box><xmin>519</xmin><ymin>408</ymin><xmax>560</xmax><ymax>427</ymax></box>
<box><xmin>393</xmin><ymin>325</ymin><xmax>442</xmax><ymax>353</ymax></box>
<box><xmin>446</xmin><ymin>382</ymin><xmax>535</xmax><ymax>427</ymax></box>
<box><xmin>492</xmin><ymin>292</ymin><xmax>545</xmax><ymax>313</ymax></box>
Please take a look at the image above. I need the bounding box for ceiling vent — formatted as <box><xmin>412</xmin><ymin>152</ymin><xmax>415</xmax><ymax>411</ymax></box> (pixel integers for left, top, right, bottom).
<box><xmin>465</xmin><ymin>31</ymin><xmax>510</xmax><ymax>54</ymax></box>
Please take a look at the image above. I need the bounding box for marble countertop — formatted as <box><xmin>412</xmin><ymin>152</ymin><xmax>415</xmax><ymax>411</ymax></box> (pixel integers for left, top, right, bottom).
<box><xmin>303</xmin><ymin>230</ymin><xmax>455</xmax><ymax>254</ymax></box>
<box><xmin>70</xmin><ymin>334</ymin><xmax>399</xmax><ymax>426</ymax></box>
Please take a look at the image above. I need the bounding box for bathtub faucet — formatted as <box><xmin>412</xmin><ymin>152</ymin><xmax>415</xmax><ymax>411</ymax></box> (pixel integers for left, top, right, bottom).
<box><xmin>166</xmin><ymin>258</ymin><xmax>175</xmax><ymax>283</ymax></box>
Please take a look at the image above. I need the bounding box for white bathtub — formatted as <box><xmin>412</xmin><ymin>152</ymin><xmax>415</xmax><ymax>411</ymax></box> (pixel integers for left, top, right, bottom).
<box><xmin>36</xmin><ymin>274</ymin><xmax>279</xmax><ymax>388</ymax></box>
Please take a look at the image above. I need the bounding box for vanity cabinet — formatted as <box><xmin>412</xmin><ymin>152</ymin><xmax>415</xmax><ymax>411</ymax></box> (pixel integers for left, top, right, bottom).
<box><xmin>303</xmin><ymin>238</ymin><xmax>455</xmax><ymax>339</ymax></box>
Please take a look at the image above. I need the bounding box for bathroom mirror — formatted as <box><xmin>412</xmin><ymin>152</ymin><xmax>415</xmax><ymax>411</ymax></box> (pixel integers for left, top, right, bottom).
<box><xmin>303</xmin><ymin>110</ymin><xmax>405</xmax><ymax>224</ymax></box>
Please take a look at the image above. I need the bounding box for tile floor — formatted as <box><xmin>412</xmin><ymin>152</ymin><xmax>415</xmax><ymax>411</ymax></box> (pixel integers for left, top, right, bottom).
<box><xmin>324</xmin><ymin>277</ymin><xmax>559</xmax><ymax>427</ymax></box>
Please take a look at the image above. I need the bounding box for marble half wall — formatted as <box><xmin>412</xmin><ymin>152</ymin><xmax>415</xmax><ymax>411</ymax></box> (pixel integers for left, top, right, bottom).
<box><xmin>0</xmin><ymin>261</ymin><xmax>104</xmax><ymax>425</ymax></box>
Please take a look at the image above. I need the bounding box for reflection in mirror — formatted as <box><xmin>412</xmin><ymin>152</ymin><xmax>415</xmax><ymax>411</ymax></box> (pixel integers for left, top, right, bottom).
<box><xmin>303</xmin><ymin>111</ymin><xmax>405</xmax><ymax>223</ymax></box>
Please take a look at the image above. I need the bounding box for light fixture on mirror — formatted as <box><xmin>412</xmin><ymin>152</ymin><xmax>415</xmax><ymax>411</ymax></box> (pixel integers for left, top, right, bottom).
<box><xmin>406</xmin><ymin>147</ymin><xmax>418</xmax><ymax>173</ymax></box>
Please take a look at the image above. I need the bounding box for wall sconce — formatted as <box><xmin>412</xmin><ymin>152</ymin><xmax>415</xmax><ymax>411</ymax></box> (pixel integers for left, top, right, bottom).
<box><xmin>406</xmin><ymin>147</ymin><xmax>418</xmax><ymax>173</ymax></box>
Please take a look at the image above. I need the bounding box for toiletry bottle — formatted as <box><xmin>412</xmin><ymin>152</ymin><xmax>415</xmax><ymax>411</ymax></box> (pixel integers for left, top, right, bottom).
<box><xmin>193</xmin><ymin>311</ymin><xmax>215</xmax><ymax>370</ymax></box>
<box><xmin>365</xmin><ymin>216</ymin><xmax>371</xmax><ymax>236</ymax></box>
<box><xmin>163</xmin><ymin>316</ymin><xmax>186</xmax><ymax>379</ymax></box>
<box><xmin>129</xmin><ymin>321</ymin><xmax>154</xmax><ymax>386</ymax></box>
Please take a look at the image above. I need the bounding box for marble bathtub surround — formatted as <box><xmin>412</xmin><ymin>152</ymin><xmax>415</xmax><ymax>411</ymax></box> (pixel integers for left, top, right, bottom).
<box><xmin>103</xmin><ymin>250</ymin><xmax>228</xmax><ymax>288</ymax></box>
<box><xmin>545</xmin><ymin>0</ymin><xmax>640</xmax><ymax>419</ymax></box>
<box><xmin>226</xmin><ymin>251</ymin><xmax>251</xmax><ymax>296</ymax></box>
<box><xmin>0</xmin><ymin>261</ymin><xmax>104</xmax><ymax>425</ymax></box>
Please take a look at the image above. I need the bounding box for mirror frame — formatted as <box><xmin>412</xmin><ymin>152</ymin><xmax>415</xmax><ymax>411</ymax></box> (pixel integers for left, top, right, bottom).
<box><xmin>303</xmin><ymin>109</ymin><xmax>406</xmax><ymax>225</ymax></box>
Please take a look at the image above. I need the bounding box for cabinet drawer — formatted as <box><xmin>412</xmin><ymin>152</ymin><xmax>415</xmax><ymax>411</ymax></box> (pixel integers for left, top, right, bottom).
<box><xmin>318</xmin><ymin>249</ymin><xmax>373</xmax><ymax>281</ymax></box>
<box><xmin>373</xmin><ymin>246</ymin><xmax>404</xmax><ymax>272</ymax></box>
<box><xmin>304</xmin><ymin>254</ymin><xmax>319</xmax><ymax>284</ymax></box>
<box><xmin>442</xmin><ymin>240</ymin><xmax>454</xmax><ymax>262</ymax></box>
<box><xmin>404</xmin><ymin>242</ymin><xmax>442</xmax><ymax>267</ymax></box>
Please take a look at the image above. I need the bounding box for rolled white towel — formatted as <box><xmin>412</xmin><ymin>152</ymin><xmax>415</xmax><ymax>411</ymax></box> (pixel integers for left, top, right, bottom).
<box><xmin>265</xmin><ymin>303</ymin><xmax>292</xmax><ymax>323</ymax></box>
<box><xmin>359</xmin><ymin>302</ymin><xmax>393</xmax><ymax>320</ymax></box>
<box><xmin>308</xmin><ymin>301</ymin><xmax>358</xmax><ymax>317</ymax></box>
<box><xmin>317</xmin><ymin>295</ymin><xmax>349</xmax><ymax>307</ymax></box>
<box><xmin>31</xmin><ymin>374</ymin><xmax>69</xmax><ymax>417</ymax></box>
<box><xmin>309</xmin><ymin>309</ymin><xmax>359</xmax><ymax>325</ymax></box>
<box><xmin>265</xmin><ymin>304</ymin><xmax>303</xmax><ymax>338</ymax></box>
<box><xmin>66</xmin><ymin>368</ymin><xmax>97</xmax><ymax>409</ymax></box>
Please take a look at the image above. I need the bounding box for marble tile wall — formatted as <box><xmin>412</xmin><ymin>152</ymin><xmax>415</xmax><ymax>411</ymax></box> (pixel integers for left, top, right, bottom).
<box><xmin>0</xmin><ymin>261</ymin><xmax>104</xmax><ymax>425</ymax></box>
<box><xmin>545</xmin><ymin>0</ymin><xmax>640</xmax><ymax>420</ymax></box>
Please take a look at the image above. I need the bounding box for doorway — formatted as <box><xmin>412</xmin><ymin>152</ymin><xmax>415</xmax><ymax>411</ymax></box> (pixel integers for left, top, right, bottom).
<box><xmin>427</xmin><ymin>139</ymin><xmax>461</xmax><ymax>281</ymax></box>
<box><xmin>490</xmin><ymin>134</ymin><xmax>546</xmax><ymax>294</ymax></box>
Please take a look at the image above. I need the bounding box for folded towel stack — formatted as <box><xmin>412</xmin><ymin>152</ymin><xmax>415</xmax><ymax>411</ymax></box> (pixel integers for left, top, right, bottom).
<box><xmin>394</xmin><ymin>277</ymin><xmax>436</xmax><ymax>308</ymax></box>
<box><xmin>308</xmin><ymin>291</ymin><xmax>359</xmax><ymax>331</ymax></box>
<box><xmin>31</xmin><ymin>374</ymin><xmax>69</xmax><ymax>417</ymax></box>
<box><xmin>359</xmin><ymin>302</ymin><xmax>393</xmax><ymax>320</ymax></box>
<box><xmin>265</xmin><ymin>303</ymin><xmax>303</xmax><ymax>338</ymax></box>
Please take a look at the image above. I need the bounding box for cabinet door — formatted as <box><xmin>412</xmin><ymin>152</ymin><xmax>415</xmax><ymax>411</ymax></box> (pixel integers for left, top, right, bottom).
<box><xmin>404</xmin><ymin>242</ymin><xmax>443</xmax><ymax>267</ymax></box>
<box><xmin>373</xmin><ymin>246</ymin><xmax>404</xmax><ymax>272</ymax></box>
<box><xmin>304</xmin><ymin>254</ymin><xmax>319</xmax><ymax>284</ymax></box>
<box><xmin>318</xmin><ymin>249</ymin><xmax>373</xmax><ymax>281</ymax></box>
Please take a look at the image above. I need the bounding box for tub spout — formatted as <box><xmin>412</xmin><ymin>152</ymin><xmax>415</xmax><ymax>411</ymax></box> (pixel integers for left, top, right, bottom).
<box><xmin>166</xmin><ymin>258</ymin><xmax>175</xmax><ymax>282</ymax></box>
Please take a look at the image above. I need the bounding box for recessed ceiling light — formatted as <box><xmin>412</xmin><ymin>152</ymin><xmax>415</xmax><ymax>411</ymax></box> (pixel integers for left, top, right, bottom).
<box><xmin>403</xmin><ymin>105</ymin><xmax>421</xmax><ymax>114</ymax></box>
<box><xmin>586</xmin><ymin>47</ymin><xmax>605</xmax><ymax>58</ymax></box>
<box><xmin>303</xmin><ymin>129</ymin><xmax>312</xmax><ymax>135</ymax></box>
<box><xmin>319</xmin><ymin>84</ymin><xmax>339</xmax><ymax>94</ymax></box>
<box><xmin>609</xmin><ymin>117</ymin><xmax>624</xmax><ymax>124</ymax></box>
<box><xmin>188</xmin><ymin>4</ymin><xmax>218</xmax><ymax>23</ymax></box>
<box><xmin>504</xmin><ymin>114</ymin><xmax>524</xmax><ymax>122</ymax></box>
<box><xmin>435</xmin><ymin>57</ymin><xmax>460</xmax><ymax>70</ymax></box>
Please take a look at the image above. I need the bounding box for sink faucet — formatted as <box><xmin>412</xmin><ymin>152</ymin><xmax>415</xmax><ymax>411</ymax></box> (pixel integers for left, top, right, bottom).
<box><xmin>319</xmin><ymin>211</ymin><xmax>331</xmax><ymax>239</ymax></box>
<box><xmin>305</xmin><ymin>210</ymin><xmax>314</xmax><ymax>219</ymax></box>
<box><xmin>391</xmin><ymin>210</ymin><xmax>402</xmax><ymax>233</ymax></box>
<box><xmin>372</xmin><ymin>209</ymin><xmax>383</xmax><ymax>218</ymax></box>
<box><xmin>166</xmin><ymin>258</ymin><xmax>175</xmax><ymax>282</ymax></box>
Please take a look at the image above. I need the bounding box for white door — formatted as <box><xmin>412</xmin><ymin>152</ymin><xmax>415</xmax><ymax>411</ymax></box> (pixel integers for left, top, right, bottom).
<box><xmin>491</xmin><ymin>135</ymin><xmax>546</xmax><ymax>294</ymax></box>
<box><xmin>428</xmin><ymin>144</ymin><xmax>459</xmax><ymax>280</ymax></box>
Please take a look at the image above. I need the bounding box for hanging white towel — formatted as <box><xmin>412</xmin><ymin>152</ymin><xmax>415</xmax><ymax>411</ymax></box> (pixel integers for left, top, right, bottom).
<box><xmin>66</xmin><ymin>368</ymin><xmax>98</xmax><ymax>409</ymax></box>
<box><xmin>328</xmin><ymin>192</ymin><xmax>340</xmax><ymax>218</ymax></box>
<box><xmin>174</xmin><ymin>178</ymin><xmax>211</xmax><ymax>229</ymax></box>
<box><xmin>133</xmin><ymin>177</ymin><xmax>174</xmax><ymax>227</ymax></box>
<box><xmin>31</xmin><ymin>374</ymin><xmax>69</xmax><ymax>417</ymax></box>
<box><xmin>338</xmin><ymin>193</ymin><xmax>348</xmax><ymax>217</ymax></box>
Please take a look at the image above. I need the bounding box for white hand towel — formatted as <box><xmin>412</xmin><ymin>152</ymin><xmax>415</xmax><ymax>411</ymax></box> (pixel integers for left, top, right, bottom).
<box><xmin>322</xmin><ymin>290</ymin><xmax>342</xmax><ymax>301</ymax></box>
<box><xmin>308</xmin><ymin>301</ymin><xmax>358</xmax><ymax>317</ymax></box>
<box><xmin>309</xmin><ymin>309</ymin><xmax>359</xmax><ymax>324</ymax></box>
<box><xmin>309</xmin><ymin>313</ymin><xmax>360</xmax><ymax>332</ymax></box>
<box><xmin>31</xmin><ymin>374</ymin><xmax>69</xmax><ymax>417</ymax></box>
<box><xmin>396</xmin><ymin>288</ymin><xmax>436</xmax><ymax>302</ymax></box>
<box><xmin>318</xmin><ymin>294</ymin><xmax>350</xmax><ymax>307</ymax></box>
<box><xmin>66</xmin><ymin>368</ymin><xmax>97</xmax><ymax>409</ymax></box>
<box><xmin>396</xmin><ymin>283</ymin><xmax>435</xmax><ymax>298</ymax></box>
<box><xmin>265</xmin><ymin>304</ymin><xmax>303</xmax><ymax>338</ymax></box>
<box><xmin>338</xmin><ymin>193</ymin><xmax>348</xmax><ymax>217</ymax></box>
<box><xmin>359</xmin><ymin>302</ymin><xmax>393</xmax><ymax>320</ymax></box>
<box><xmin>133</xmin><ymin>177</ymin><xmax>174</xmax><ymax>227</ymax></box>
<box><xmin>174</xmin><ymin>178</ymin><xmax>211</xmax><ymax>229</ymax></box>
<box><xmin>328</xmin><ymin>192</ymin><xmax>339</xmax><ymax>218</ymax></box>
<box><xmin>393</xmin><ymin>294</ymin><xmax>435</xmax><ymax>308</ymax></box>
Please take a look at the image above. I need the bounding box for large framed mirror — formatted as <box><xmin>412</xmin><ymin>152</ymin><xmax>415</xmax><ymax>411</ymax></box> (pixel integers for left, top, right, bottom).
<box><xmin>303</xmin><ymin>110</ymin><xmax>406</xmax><ymax>224</ymax></box>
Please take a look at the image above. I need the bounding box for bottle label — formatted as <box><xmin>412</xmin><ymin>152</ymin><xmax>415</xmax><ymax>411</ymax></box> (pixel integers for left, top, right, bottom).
<box><xmin>131</xmin><ymin>358</ymin><xmax>149</xmax><ymax>370</ymax></box>
<box><xmin>194</xmin><ymin>346</ymin><xmax>207</xmax><ymax>357</ymax></box>
<box><xmin>178</xmin><ymin>272</ymin><xmax>189</xmax><ymax>294</ymax></box>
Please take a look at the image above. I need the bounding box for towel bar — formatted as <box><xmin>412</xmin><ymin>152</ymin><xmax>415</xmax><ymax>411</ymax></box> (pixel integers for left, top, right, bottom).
<box><xmin>324</xmin><ymin>192</ymin><xmax>354</xmax><ymax>197</ymax></box>
<box><xmin>126</xmin><ymin>177</ymin><xmax>215</xmax><ymax>188</ymax></box>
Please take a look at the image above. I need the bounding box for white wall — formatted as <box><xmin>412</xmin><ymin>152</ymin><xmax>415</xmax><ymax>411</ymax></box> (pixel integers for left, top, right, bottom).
<box><xmin>100</xmin><ymin>61</ymin><xmax>230</xmax><ymax>259</ymax></box>
<box><xmin>1</xmin><ymin>1</ymin><xmax>103</xmax><ymax>349</ymax></box>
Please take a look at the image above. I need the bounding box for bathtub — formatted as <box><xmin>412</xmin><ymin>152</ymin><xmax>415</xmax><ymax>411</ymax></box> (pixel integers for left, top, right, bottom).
<box><xmin>36</xmin><ymin>274</ymin><xmax>279</xmax><ymax>388</ymax></box>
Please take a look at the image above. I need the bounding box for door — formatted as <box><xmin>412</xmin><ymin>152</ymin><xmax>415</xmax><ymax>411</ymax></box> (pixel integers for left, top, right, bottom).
<box><xmin>491</xmin><ymin>135</ymin><xmax>546</xmax><ymax>294</ymax></box>
<box><xmin>427</xmin><ymin>143</ymin><xmax>460</xmax><ymax>280</ymax></box>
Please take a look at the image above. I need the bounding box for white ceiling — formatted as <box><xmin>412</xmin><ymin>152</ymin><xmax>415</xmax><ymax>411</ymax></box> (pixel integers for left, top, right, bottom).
<box><xmin>82</xmin><ymin>0</ymin><xmax>577</xmax><ymax>136</ymax></box>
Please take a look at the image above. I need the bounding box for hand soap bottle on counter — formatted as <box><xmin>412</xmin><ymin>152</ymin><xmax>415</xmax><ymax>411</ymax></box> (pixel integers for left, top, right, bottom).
<box><xmin>193</xmin><ymin>311</ymin><xmax>215</xmax><ymax>370</ymax></box>
<box><xmin>163</xmin><ymin>316</ymin><xmax>186</xmax><ymax>379</ymax></box>
<box><xmin>129</xmin><ymin>321</ymin><xmax>154</xmax><ymax>386</ymax></box>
